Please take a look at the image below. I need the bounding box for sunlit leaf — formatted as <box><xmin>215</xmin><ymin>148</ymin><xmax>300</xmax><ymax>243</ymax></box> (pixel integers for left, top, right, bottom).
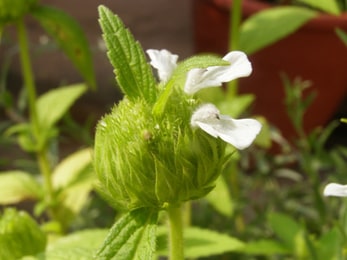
<box><xmin>296</xmin><ymin>0</ymin><xmax>340</xmax><ymax>15</ymax></box>
<box><xmin>240</xmin><ymin>7</ymin><xmax>317</xmax><ymax>55</ymax></box>
<box><xmin>0</xmin><ymin>171</ymin><xmax>42</xmax><ymax>204</ymax></box>
<box><xmin>36</xmin><ymin>84</ymin><xmax>87</xmax><ymax>131</ymax></box>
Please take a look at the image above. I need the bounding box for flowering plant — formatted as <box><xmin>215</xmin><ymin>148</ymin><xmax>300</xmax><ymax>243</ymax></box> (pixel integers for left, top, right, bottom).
<box><xmin>93</xmin><ymin>5</ymin><xmax>261</xmax><ymax>259</ymax></box>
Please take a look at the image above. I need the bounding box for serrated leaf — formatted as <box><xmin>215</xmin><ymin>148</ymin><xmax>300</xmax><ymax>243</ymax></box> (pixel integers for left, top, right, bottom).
<box><xmin>157</xmin><ymin>226</ymin><xmax>244</xmax><ymax>258</ymax></box>
<box><xmin>0</xmin><ymin>208</ymin><xmax>46</xmax><ymax>259</ymax></box>
<box><xmin>31</xmin><ymin>5</ymin><xmax>96</xmax><ymax>89</ymax></box>
<box><xmin>205</xmin><ymin>176</ymin><xmax>234</xmax><ymax>218</ymax></box>
<box><xmin>95</xmin><ymin>207</ymin><xmax>159</xmax><ymax>260</ymax></box>
<box><xmin>0</xmin><ymin>171</ymin><xmax>42</xmax><ymax>204</ymax></box>
<box><xmin>36</xmin><ymin>84</ymin><xmax>87</xmax><ymax>131</ymax></box>
<box><xmin>240</xmin><ymin>7</ymin><xmax>317</xmax><ymax>55</ymax></box>
<box><xmin>98</xmin><ymin>5</ymin><xmax>156</xmax><ymax>103</ymax></box>
<box><xmin>268</xmin><ymin>212</ymin><xmax>301</xmax><ymax>250</ymax></box>
<box><xmin>240</xmin><ymin>239</ymin><xmax>290</xmax><ymax>255</ymax></box>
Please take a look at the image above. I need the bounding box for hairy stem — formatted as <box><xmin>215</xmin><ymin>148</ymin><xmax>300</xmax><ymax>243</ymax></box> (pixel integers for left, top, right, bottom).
<box><xmin>167</xmin><ymin>204</ymin><xmax>184</xmax><ymax>260</ymax></box>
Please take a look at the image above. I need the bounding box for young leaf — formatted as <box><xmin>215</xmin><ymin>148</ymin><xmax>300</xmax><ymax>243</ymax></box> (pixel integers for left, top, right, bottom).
<box><xmin>95</xmin><ymin>207</ymin><xmax>159</xmax><ymax>260</ymax></box>
<box><xmin>157</xmin><ymin>226</ymin><xmax>244</xmax><ymax>258</ymax></box>
<box><xmin>39</xmin><ymin>229</ymin><xmax>108</xmax><ymax>259</ymax></box>
<box><xmin>0</xmin><ymin>171</ymin><xmax>42</xmax><ymax>204</ymax></box>
<box><xmin>0</xmin><ymin>208</ymin><xmax>46</xmax><ymax>259</ymax></box>
<box><xmin>268</xmin><ymin>212</ymin><xmax>301</xmax><ymax>251</ymax></box>
<box><xmin>31</xmin><ymin>5</ymin><xmax>96</xmax><ymax>89</ymax></box>
<box><xmin>336</xmin><ymin>28</ymin><xmax>347</xmax><ymax>47</ymax></box>
<box><xmin>240</xmin><ymin>239</ymin><xmax>289</xmax><ymax>255</ymax></box>
<box><xmin>51</xmin><ymin>148</ymin><xmax>95</xmax><ymax>228</ymax></box>
<box><xmin>205</xmin><ymin>176</ymin><xmax>234</xmax><ymax>218</ymax></box>
<box><xmin>296</xmin><ymin>0</ymin><xmax>341</xmax><ymax>15</ymax></box>
<box><xmin>36</xmin><ymin>84</ymin><xmax>87</xmax><ymax>131</ymax></box>
<box><xmin>98</xmin><ymin>5</ymin><xmax>157</xmax><ymax>103</ymax></box>
<box><xmin>240</xmin><ymin>7</ymin><xmax>317</xmax><ymax>55</ymax></box>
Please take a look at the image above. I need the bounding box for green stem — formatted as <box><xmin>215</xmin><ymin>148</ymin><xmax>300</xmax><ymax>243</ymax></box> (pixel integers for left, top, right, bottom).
<box><xmin>229</xmin><ymin>0</ymin><xmax>242</xmax><ymax>52</ymax></box>
<box><xmin>17</xmin><ymin>20</ymin><xmax>56</xmax><ymax>222</ymax></box>
<box><xmin>167</xmin><ymin>205</ymin><xmax>184</xmax><ymax>260</ymax></box>
<box><xmin>227</xmin><ymin>0</ymin><xmax>242</xmax><ymax>97</ymax></box>
<box><xmin>17</xmin><ymin>19</ymin><xmax>39</xmax><ymax>136</ymax></box>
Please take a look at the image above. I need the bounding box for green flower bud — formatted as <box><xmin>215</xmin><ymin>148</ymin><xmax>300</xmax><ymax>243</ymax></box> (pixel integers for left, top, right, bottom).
<box><xmin>0</xmin><ymin>0</ymin><xmax>38</xmax><ymax>23</ymax></box>
<box><xmin>94</xmin><ymin>94</ymin><xmax>228</xmax><ymax>211</ymax></box>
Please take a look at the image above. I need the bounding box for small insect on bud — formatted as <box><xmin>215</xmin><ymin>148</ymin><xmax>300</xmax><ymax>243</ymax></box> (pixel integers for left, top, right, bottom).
<box><xmin>142</xmin><ymin>129</ymin><xmax>153</xmax><ymax>141</ymax></box>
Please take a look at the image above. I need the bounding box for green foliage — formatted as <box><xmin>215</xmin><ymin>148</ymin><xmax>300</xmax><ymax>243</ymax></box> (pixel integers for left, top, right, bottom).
<box><xmin>0</xmin><ymin>0</ymin><xmax>37</xmax><ymax>24</ymax></box>
<box><xmin>98</xmin><ymin>5</ymin><xmax>157</xmax><ymax>103</ymax></box>
<box><xmin>152</xmin><ymin>55</ymin><xmax>228</xmax><ymax>116</ymax></box>
<box><xmin>36</xmin><ymin>84</ymin><xmax>87</xmax><ymax>131</ymax></box>
<box><xmin>297</xmin><ymin>0</ymin><xmax>341</xmax><ymax>14</ymax></box>
<box><xmin>0</xmin><ymin>208</ymin><xmax>46</xmax><ymax>259</ymax></box>
<box><xmin>239</xmin><ymin>6</ymin><xmax>317</xmax><ymax>55</ymax></box>
<box><xmin>95</xmin><ymin>208</ymin><xmax>158</xmax><ymax>260</ymax></box>
<box><xmin>157</xmin><ymin>226</ymin><xmax>244</xmax><ymax>258</ymax></box>
<box><xmin>31</xmin><ymin>6</ymin><xmax>96</xmax><ymax>89</ymax></box>
<box><xmin>0</xmin><ymin>171</ymin><xmax>42</xmax><ymax>204</ymax></box>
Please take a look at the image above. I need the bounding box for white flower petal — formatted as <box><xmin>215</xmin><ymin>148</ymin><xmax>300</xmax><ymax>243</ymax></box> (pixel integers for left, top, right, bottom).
<box><xmin>323</xmin><ymin>183</ymin><xmax>347</xmax><ymax>197</ymax></box>
<box><xmin>191</xmin><ymin>104</ymin><xmax>262</xmax><ymax>150</ymax></box>
<box><xmin>184</xmin><ymin>51</ymin><xmax>252</xmax><ymax>94</ymax></box>
<box><xmin>146</xmin><ymin>49</ymin><xmax>178</xmax><ymax>82</ymax></box>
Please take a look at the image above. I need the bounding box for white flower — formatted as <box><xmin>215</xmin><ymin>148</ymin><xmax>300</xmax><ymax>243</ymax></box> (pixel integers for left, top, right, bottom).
<box><xmin>184</xmin><ymin>51</ymin><xmax>252</xmax><ymax>95</ymax></box>
<box><xmin>146</xmin><ymin>49</ymin><xmax>178</xmax><ymax>82</ymax></box>
<box><xmin>191</xmin><ymin>104</ymin><xmax>262</xmax><ymax>150</ymax></box>
<box><xmin>323</xmin><ymin>183</ymin><xmax>347</xmax><ymax>197</ymax></box>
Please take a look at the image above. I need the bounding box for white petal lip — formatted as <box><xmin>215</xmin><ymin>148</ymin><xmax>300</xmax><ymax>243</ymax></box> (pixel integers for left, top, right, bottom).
<box><xmin>191</xmin><ymin>104</ymin><xmax>262</xmax><ymax>150</ymax></box>
<box><xmin>146</xmin><ymin>49</ymin><xmax>178</xmax><ymax>82</ymax></box>
<box><xmin>184</xmin><ymin>51</ymin><xmax>252</xmax><ymax>95</ymax></box>
<box><xmin>323</xmin><ymin>183</ymin><xmax>347</xmax><ymax>197</ymax></box>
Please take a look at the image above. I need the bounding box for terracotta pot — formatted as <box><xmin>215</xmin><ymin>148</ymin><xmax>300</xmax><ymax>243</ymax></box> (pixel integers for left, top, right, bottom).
<box><xmin>193</xmin><ymin>0</ymin><xmax>347</xmax><ymax>138</ymax></box>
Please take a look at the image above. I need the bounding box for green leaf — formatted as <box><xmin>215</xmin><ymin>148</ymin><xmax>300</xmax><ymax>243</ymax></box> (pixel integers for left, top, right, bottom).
<box><xmin>317</xmin><ymin>228</ymin><xmax>341</xmax><ymax>260</ymax></box>
<box><xmin>152</xmin><ymin>54</ymin><xmax>228</xmax><ymax>116</ymax></box>
<box><xmin>241</xmin><ymin>239</ymin><xmax>290</xmax><ymax>255</ymax></box>
<box><xmin>268</xmin><ymin>212</ymin><xmax>301</xmax><ymax>250</ymax></box>
<box><xmin>95</xmin><ymin>207</ymin><xmax>159</xmax><ymax>260</ymax></box>
<box><xmin>157</xmin><ymin>226</ymin><xmax>244</xmax><ymax>258</ymax></box>
<box><xmin>0</xmin><ymin>208</ymin><xmax>46</xmax><ymax>259</ymax></box>
<box><xmin>0</xmin><ymin>171</ymin><xmax>42</xmax><ymax>204</ymax></box>
<box><xmin>52</xmin><ymin>148</ymin><xmax>95</xmax><ymax>227</ymax></box>
<box><xmin>240</xmin><ymin>7</ymin><xmax>317</xmax><ymax>55</ymax></box>
<box><xmin>37</xmin><ymin>229</ymin><xmax>108</xmax><ymax>260</ymax></box>
<box><xmin>336</xmin><ymin>28</ymin><xmax>347</xmax><ymax>47</ymax></box>
<box><xmin>205</xmin><ymin>176</ymin><xmax>234</xmax><ymax>218</ymax></box>
<box><xmin>296</xmin><ymin>0</ymin><xmax>341</xmax><ymax>15</ymax></box>
<box><xmin>52</xmin><ymin>148</ymin><xmax>93</xmax><ymax>188</ymax></box>
<box><xmin>31</xmin><ymin>5</ymin><xmax>96</xmax><ymax>89</ymax></box>
<box><xmin>98</xmin><ymin>5</ymin><xmax>157</xmax><ymax>103</ymax></box>
<box><xmin>36</xmin><ymin>84</ymin><xmax>87</xmax><ymax>131</ymax></box>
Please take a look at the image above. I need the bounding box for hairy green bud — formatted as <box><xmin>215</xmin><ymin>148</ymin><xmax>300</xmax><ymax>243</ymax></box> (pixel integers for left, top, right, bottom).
<box><xmin>94</xmin><ymin>94</ymin><xmax>228</xmax><ymax>210</ymax></box>
<box><xmin>0</xmin><ymin>0</ymin><xmax>38</xmax><ymax>23</ymax></box>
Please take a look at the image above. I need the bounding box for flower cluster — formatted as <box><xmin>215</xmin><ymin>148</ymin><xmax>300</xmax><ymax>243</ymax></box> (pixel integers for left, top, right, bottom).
<box><xmin>147</xmin><ymin>49</ymin><xmax>262</xmax><ymax>150</ymax></box>
<box><xmin>94</xmin><ymin>48</ymin><xmax>262</xmax><ymax>210</ymax></box>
